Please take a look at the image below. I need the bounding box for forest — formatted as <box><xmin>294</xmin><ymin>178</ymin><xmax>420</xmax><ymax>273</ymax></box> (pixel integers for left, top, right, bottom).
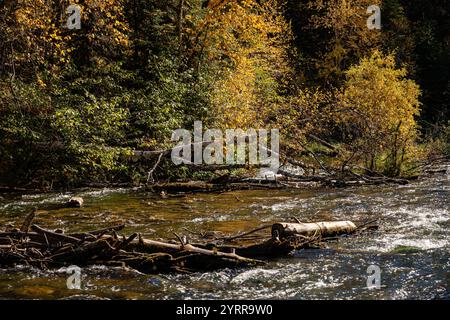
<box><xmin>0</xmin><ymin>0</ymin><xmax>449</xmax><ymax>302</ymax></box>
<box><xmin>0</xmin><ymin>0</ymin><xmax>449</xmax><ymax>189</ymax></box>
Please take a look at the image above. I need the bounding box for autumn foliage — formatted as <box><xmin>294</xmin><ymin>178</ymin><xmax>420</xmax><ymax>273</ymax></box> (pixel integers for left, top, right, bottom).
<box><xmin>0</xmin><ymin>0</ymin><xmax>447</xmax><ymax>188</ymax></box>
<box><xmin>337</xmin><ymin>51</ymin><xmax>421</xmax><ymax>175</ymax></box>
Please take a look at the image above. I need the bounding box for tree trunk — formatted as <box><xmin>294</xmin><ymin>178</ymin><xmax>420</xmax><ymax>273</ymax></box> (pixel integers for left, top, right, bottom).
<box><xmin>178</xmin><ymin>0</ymin><xmax>185</xmax><ymax>54</ymax></box>
<box><xmin>272</xmin><ymin>221</ymin><xmax>357</xmax><ymax>239</ymax></box>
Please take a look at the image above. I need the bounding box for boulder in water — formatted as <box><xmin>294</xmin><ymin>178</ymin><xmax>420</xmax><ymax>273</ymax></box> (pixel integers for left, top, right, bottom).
<box><xmin>66</xmin><ymin>197</ymin><xmax>84</xmax><ymax>208</ymax></box>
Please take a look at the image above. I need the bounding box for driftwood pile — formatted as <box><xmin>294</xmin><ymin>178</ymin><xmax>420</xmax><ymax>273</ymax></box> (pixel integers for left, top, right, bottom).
<box><xmin>0</xmin><ymin>212</ymin><xmax>372</xmax><ymax>274</ymax></box>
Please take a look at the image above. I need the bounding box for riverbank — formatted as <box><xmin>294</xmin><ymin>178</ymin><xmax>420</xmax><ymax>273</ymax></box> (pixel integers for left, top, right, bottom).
<box><xmin>1</xmin><ymin>158</ymin><xmax>448</xmax><ymax>197</ymax></box>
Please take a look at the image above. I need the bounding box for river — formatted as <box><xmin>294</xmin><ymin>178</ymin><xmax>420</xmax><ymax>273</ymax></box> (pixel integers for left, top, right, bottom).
<box><xmin>0</xmin><ymin>170</ymin><xmax>448</xmax><ymax>300</ymax></box>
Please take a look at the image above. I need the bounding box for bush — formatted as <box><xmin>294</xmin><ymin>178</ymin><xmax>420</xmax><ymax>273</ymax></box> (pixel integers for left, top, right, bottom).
<box><xmin>336</xmin><ymin>51</ymin><xmax>421</xmax><ymax>176</ymax></box>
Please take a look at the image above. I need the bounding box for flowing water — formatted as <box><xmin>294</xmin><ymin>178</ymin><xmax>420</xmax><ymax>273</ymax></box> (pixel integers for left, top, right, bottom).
<box><xmin>0</xmin><ymin>170</ymin><xmax>448</xmax><ymax>300</ymax></box>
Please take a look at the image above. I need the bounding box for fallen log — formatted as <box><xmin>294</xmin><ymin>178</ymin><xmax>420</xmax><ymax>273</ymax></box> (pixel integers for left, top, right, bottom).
<box><xmin>50</xmin><ymin>239</ymin><xmax>115</xmax><ymax>265</ymax></box>
<box><xmin>119</xmin><ymin>236</ymin><xmax>263</xmax><ymax>266</ymax></box>
<box><xmin>217</xmin><ymin>238</ymin><xmax>308</xmax><ymax>258</ymax></box>
<box><xmin>1</xmin><ymin>214</ymin><xmax>368</xmax><ymax>274</ymax></box>
<box><xmin>30</xmin><ymin>225</ymin><xmax>81</xmax><ymax>244</ymax></box>
<box><xmin>68</xmin><ymin>224</ymin><xmax>125</xmax><ymax>238</ymax></box>
<box><xmin>272</xmin><ymin>221</ymin><xmax>357</xmax><ymax>239</ymax></box>
<box><xmin>0</xmin><ymin>231</ymin><xmax>48</xmax><ymax>243</ymax></box>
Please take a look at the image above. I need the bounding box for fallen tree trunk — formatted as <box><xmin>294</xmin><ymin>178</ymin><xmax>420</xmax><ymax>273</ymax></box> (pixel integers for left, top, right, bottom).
<box><xmin>1</xmin><ymin>215</ymin><xmax>367</xmax><ymax>273</ymax></box>
<box><xmin>272</xmin><ymin>221</ymin><xmax>357</xmax><ymax>239</ymax></box>
<box><xmin>119</xmin><ymin>236</ymin><xmax>261</xmax><ymax>265</ymax></box>
<box><xmin>69</xmin><ymin>224</ymin><xmax>125</xmax><ymax>238</ymax></box>
<box><xmin>30</xmin><ymin>225</ymin><xmax>81</xmax><ymax>244</ymax></box>
<box><xmin>218</xmin><ymin>238</ymin><xmax>315</xmax><ymax>258</ymax></box>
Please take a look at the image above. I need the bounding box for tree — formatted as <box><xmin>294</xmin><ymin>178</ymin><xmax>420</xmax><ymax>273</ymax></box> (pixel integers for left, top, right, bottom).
<box><xmin>186</xmin><ymin>0</ymin><xmax>292</xmax><ymax>129</ymax></box>
<box><xmin>336</xmin><ymin>51</ymin><xmax>421</xmax><ymax>175</ymax></box>
<box><xmin>286</xmin><ymin>0</ymin><xmax>382</xmax><ymax>87</ymax></box>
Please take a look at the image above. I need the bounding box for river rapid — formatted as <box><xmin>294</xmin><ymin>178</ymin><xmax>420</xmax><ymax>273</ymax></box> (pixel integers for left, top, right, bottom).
<box><xmin>0</xmin><ymin>170</ymin><xmax>448</xmax><ymax>300</ymax></box>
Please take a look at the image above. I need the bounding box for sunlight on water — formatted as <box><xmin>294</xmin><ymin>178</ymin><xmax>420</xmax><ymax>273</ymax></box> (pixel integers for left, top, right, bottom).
<box><xmin>0</xmin><ymin>173</ymin><xmax>448</xmax><ymax>300</ymax></box>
